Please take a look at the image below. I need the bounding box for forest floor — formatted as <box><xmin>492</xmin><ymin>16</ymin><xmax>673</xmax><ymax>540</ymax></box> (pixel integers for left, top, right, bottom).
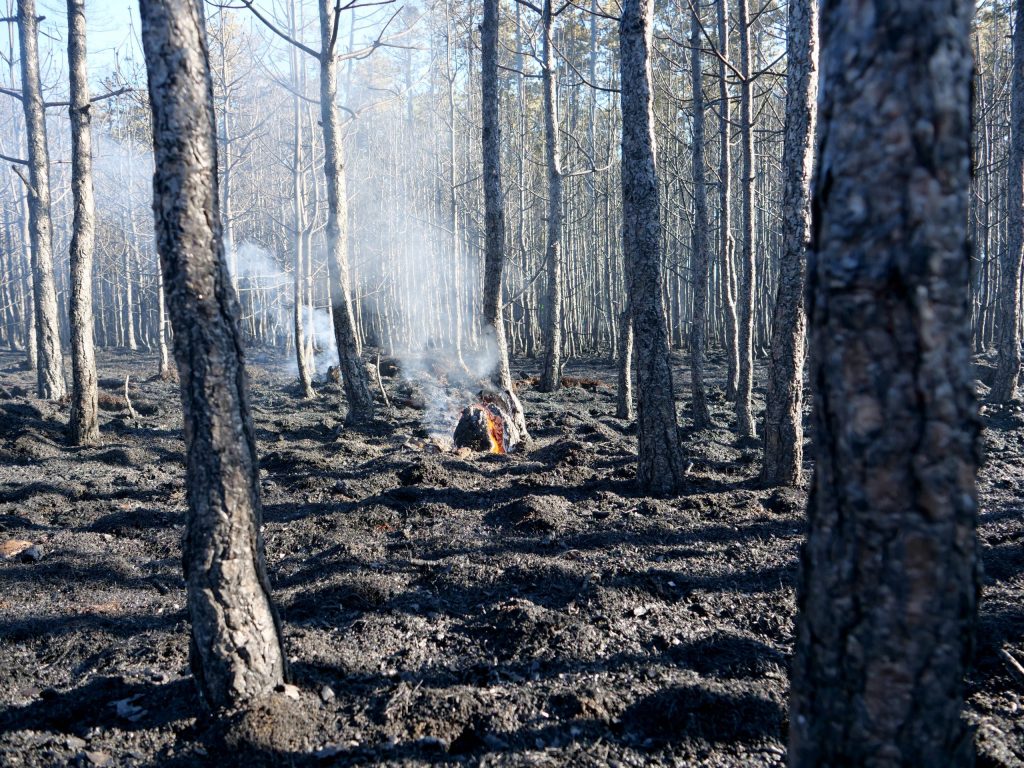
<box><xmin>0</xmin><ymin>348</ymin><xmax>1021</xmax><ymax>768</ymax></box>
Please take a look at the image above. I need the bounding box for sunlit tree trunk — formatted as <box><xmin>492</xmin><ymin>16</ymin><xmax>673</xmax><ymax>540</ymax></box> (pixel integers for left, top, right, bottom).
<box><xmin>318</xmin><ymin>0</ymin><xmax>374</xmax><ymax>424</ymax></box>
<box><xmin>17</xmin><ymin>0</ymin><xmax>65</xmax><ymax>400</ymax></box>
<box><xmin>760</xmin><ymin>0</ymin><xmax>817</xmax><ymax>485</ymax></box>
<box><xmin>717</xmin><ymin>0</ymin><xmax>738</xmax><ymax>400</ymax></box>
<box><xmin>481</xmin><ymin>0</ymin><xmax>528</xmax><ymax>440</ymax></box>
<box><xmin>289</xmin><ymin>0</ymin><xmax>314</xmax><ymax>399</ymax></box>
<box><xmin>539</xmin><ymin>0</ymin><xmax>564</xmax><ymax>393</ymax></box>
<box><xmin>619</xmin><ymin>0</ymin><xmax>685</xmax><ymax>494</ymax></box>
<box><xmin>734</xmin><ymin>0</ymin><xmax>755</xmax><ymax>437</ymax></box>
<box><xmin>688</xmin><ymin>4</ymin><xmax>711</xmax><ymax>430</ymax></box>
<box><xmin>481</xmin><ymin>0</ymin><xmax>510</xmax><ymax>386</ymax></box>
<box><xmin>139</xmin><ymin>0</ymin><xmax>287</xmax><ymax>710</ymax></box>
<box><xmin>66</xmin><ymin>0</ymin><xmax>99</xmax><ymax>445</ymax></box>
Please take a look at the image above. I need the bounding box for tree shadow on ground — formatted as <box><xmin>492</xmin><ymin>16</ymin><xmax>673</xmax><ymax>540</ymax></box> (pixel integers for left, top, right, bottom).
<box><xmin>0</xmin><ymin>676</ymin><xmax>195</xmax><ymax>738</ymax></box>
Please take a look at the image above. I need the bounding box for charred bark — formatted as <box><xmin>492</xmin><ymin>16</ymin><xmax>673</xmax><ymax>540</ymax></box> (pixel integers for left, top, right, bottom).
<box><xmin>760</xmin><ymin>0</ymin><xmax>817</xmax><ymax>485</ymax></box>
<box><xmin>539</xmin><ymin>0</ymin><xmax>564</xmax><ymax>393</ymax></box>
<box><xmin>616</xmin><ymin>306</ymin><xmax>634</xmax><ymax>420</ymax></box>
<box><xmin>17</xmin><ymin>0</ymin><xmax>65</xmax><ymax>400</ymax></box>
<box><xmin>66</xmin><ymin>0</ymin><xmax>99</xmax><ymax>445</ymax></box>
<box><xmin>139</xmin><ymin>0</ymin><xmax>286</xmax><ymax>710</ymax></box>
<box><xmin>481</xmin><ymin>0</ymin><xmax>528</xmax><ymax>441</ymax></box>
<box><xmin>789</xmin><ymin>1</ymin><xmax>979</xmax><ymax>763</ymax></box>
<box><xmin>688</xmin><ymin>5</ymin><xmax>711</xmax><ymax>431</ymax></box>
<box><xmin>318</xmin><ymin>0</ymin><xmax>374</xmax><ymax>425</ymax></box>
<box><xmin>734</xmin><ymin>0</ymin><xmax>755</xmax><ymax>437</ymax></box>
<box><xmin>619</xmin><ymin>0</ymin><xmax>685</xmax><ymax>494</ymax></box>
<box><xmin>990</xmin><ymin>0</ymin><xmax>1024</xmax><ymax>403</ymax></box>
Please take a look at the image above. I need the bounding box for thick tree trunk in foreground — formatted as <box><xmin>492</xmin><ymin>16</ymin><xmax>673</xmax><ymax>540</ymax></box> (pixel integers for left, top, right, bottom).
<box><xmin>619</xmin><ymin>0</ymin><xmax>685</xmax><ymax>494</ymax></box>
<box><xmin>139</xmin><ymin>0</ymin><xmax>286</xmax><ymax>710</ymax></box>
<box><xmin>789</xmin><ymin>1</ymin><xmax>979</xmax><ymax>764</ymax></box>
<box><xmin>760</xmin><ymin>0</ymin><xmax>817</xmax><ymax>485</ymax></box>
<box><xmin>734</xmin><ymin>0</ymin><xmax>755</xmax><ymax>437</ymax></box>
<box><xmin>688</xmin><ymin>6</ymin><xmax>711</xmax><ymax>431</ymax></box>
<box><xmin>318</xmin><ymin>0</ymin><xmax>374</xmax><ymax>424</ymax></box>
<box><xmin>18</xmin><ymin>0</ymin><xmax>65</xmax><ymax>401</ymax></box>
<box><xmin>539</xmin><ymin>0</ymin><xmax>564</xmax><ymax>393</ymax></box>
<box><xmin>66</xmin><ymin>0</ymin><xmax>99</xmax><ymax>446</ymax></box>
<box><xmin>990</xmin><ymin>0</ymin><xmax>1024</xmax><ymax>403</ymax></box>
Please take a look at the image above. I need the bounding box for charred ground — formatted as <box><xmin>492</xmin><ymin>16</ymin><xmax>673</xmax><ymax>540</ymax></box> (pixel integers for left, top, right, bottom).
<box><xmin>0</xmin><ymin>349</ymin><xmax>1020</xmax><ymax>767</ymax></box>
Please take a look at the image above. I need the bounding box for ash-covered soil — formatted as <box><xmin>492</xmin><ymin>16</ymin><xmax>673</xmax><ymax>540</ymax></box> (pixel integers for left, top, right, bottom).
<box><xmin>0</xmin><ymin>348</ymin><xmax>1021</xmax><ymax>767</ymax></box>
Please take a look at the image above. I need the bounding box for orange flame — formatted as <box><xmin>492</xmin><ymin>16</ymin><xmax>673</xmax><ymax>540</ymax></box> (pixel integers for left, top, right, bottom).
<box><xmin>483</xmin><ymin>406</ymin><xmax>505</xmax><ymax>454</ymax></box>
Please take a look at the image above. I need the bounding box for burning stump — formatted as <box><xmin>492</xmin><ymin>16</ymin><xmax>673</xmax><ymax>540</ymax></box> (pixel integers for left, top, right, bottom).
<box><xmin>453</xmin><ymin>390</ymin><xmax>525</xmax><ymax>454</ymax></box>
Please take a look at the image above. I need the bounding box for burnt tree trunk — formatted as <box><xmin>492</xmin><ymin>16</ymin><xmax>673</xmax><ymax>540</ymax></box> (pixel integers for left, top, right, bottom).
<box><xmin>139</xmin><ymin>0</ymin><xmax>286</xmax><ymax>710</ymax></box>
<box><xmin>619</xmin><ymin>0</ymin><xmax>685</xmax><ymax>494</ymax></box>
<box><xmin>481</xmin><ymin>0</ymin><xmax>512</xmax><ymax>392</ymax></box>
<box><xmin>18</xmin><ymin>0</ymin><xmax>65</xmax><ymax>401</ymax></box>
<box><xmin>539</xmin><ymin>0</ymin><xmax>564</xmax><ymax>393</ymax></box>
<box><xmin>66</xmin><ymin>0</ymin><xmax>99</xmax><ymax>446</ymax></box>
<box><xmin>616</xmin><ymin>306</ymin><xmax>634</xmax><ymax>420</ymax></box>
<box><xmin>990</xmin><ymin>0</ymin><xmax>1024</xmax><ymax>403</ymax></box>
<box><xmin>318</xmin><ymin>0</ymin><xmax>374</xmax><ymax>425</ymax></box>
<box><xmin>481</xmin><ymin>0</ymin><xmax>529</xmax><ymax>441</ymax></box>
<box><xmin>734</xmin><ymin>0</ymin><xmax>755</xmax><ymax>437</ymax></box>
<box><xmin>789</xmin><ymin>1</ymin><xmax>979</xmax><ymax>764</ymax></box>
<box><xmin>760</xmin><ymin>0</ymin><xmax>817</xmax><ymax>485</ymax></box>
<box><xmin>688</xmin><ymin>4</ymin><xmax>711</xmax><ymax>430</ymax></box>
<box><xmin>716</xmin><ymin>0</ymin><xmax>738</xmax><ymax>401</ymax></box>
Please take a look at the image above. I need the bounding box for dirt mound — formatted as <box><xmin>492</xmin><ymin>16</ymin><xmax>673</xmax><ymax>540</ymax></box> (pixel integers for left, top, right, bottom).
<box><xmin>492</xmin><ymin>494</ymin><xmax>573</xmax><ymax>533</ymax></box>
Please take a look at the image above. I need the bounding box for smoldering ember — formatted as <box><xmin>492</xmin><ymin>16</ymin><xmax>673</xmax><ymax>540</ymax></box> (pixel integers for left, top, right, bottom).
<box><xmin>0</xmin><ymin>0</ymin><xmax>1020</xmax><ymax>766</ymax></box>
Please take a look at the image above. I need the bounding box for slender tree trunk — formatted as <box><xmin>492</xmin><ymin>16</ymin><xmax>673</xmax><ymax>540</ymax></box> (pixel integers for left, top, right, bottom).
<box><xmin>481</xmin><ymin>0</ymin><xmax>512</xmax><ymax>391</ymax></box>
<box><xmin>318</xmin><ymin>0</ymin><xmax>374</xmax><ymax>424</ymax></box>
<box><xmin>734</xmin><ymin>0</ymin><xmax>755</xmax><ymax>437</ymax></box>
<box><xmin>66</xmin><ymin>0</ymin><xmax>98</xmax><ymax>445</ymax></box>
<box><xmin>760</xmin><ymin>0</ymin><xmax>817</xmax><ymax>485</ymax></box>
<box><xmin>18</xmin><ymin>0</ymin><xmax>65</xmax><ymax>400</ymax></box>
<box><xmin>18</xmin><ymin>195</ymin><xmax>36</xmax><ymax>372</ymax></box>
<box><xmin>991</xmin><ymin>0</ymin><xmax>1024</xmax><ymax>403</ymax></box>
<box><xmin>717</xmin><ymin>0</ymin><xmax>738</xmax><ymax>400</ymax></box>
<box><xmin>290</xmin><ymin>0</ymin><xmax>314</xmax><ymax>399</ymax></box>
<box><xmin>616</xmin><ymin>307</ymin><xmax>634</xmax><ymax>420</ymax></box>
<box><xmin>156</xmin><ymin>267</ymin><xmax>171</xmax><ymax>378</ymax></box>
<box><xmin>139</xmin><ymin>0</ymin><xmax>287</xmax><ymax>711</ymax></box>
<box><xmin>539</xmin><ymin>0</ymin><xmax>564</xmax><ymax>392</ymax></box>
<box><xmin>619</xmin><ymin>0</ymin><xmax>685</xmax><ymax>494</ymax></box>
<box><xmin>481</xmin><ymin>0</ymin><xmax>530</xmax><ymax>442</ymax></box>
<box><xmin>789</xmin><ymin>0</ymin><xmax>979</xmax><ymax>763</ymax></box>
<box><xmin>689</xmin><ymin>5</ymin><xmax>711</xmax><ymax>430</ymax></box>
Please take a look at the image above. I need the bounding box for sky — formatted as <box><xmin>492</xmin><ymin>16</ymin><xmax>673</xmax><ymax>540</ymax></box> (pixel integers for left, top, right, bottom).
<box><xmin>30</xmin><ymin>0</ymin><xmax>141</xmax><ymax>84</ymax></box>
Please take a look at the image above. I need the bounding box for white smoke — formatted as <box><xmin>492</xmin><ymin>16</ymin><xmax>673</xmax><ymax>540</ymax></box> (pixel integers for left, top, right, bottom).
<box><xmin>228</xmin><ymin>240</ymin><xmax>338</xmax><ymax>379</ymax></box>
